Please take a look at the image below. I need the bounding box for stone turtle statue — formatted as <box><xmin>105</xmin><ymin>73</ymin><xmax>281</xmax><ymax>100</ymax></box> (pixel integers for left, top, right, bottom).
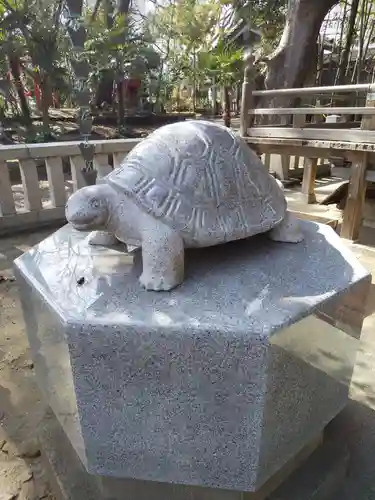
<box><xmin>65</xmin><ymin>120</ymin><xmax>303</xmax><ymax>291</ymax></box>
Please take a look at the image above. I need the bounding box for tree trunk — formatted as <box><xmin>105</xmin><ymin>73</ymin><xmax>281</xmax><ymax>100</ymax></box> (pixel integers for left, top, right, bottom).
<box><xmin>65</xmin><ymin>0</ymin><xmax>83</xmax><ymax>16</ymax></box>
<box><xmin>235</xmin><ymin>84</ymin><xmax>241</xmax><ymax>115</ymax></box>
<box><xmin>105</xmin><ymin>0</ymin><xmax>115</xmax><ymax>28</ymax></box>
<box><xmin>192</xmin><ymin>50</ymin><xmax>197</xmax><ymax>113</ymax></box>
<box><xmin>95</xmin><ymin>70</ymin><xmax>115</xmax><ymax>107</ymax></box>
<box><xmin>39</xmin><ymin>74</ymin><xmax>52</xmax><ymax>137</ymax></box>
<box><xmin>117</xmin><ymin>0</ymin><xmax>131</xmax><ymax>15</ymax></box>
<box><xmin>337</xmin><ymin>0</ymin><xmax>359</xmax><ymax>84</ymax></box>
<box><xmin>8</xmin><ymin>53</ymin><xmax>32</xmax><ymax>127</ymax></box>
<box><xmin>265</xmin><ymin>0</ymin><xmax>339</xmax><ymax>104</ymax></box>
<box><xmin>211</xmin><ymin>76</ymin><xmax>217</xmax><ymax>115</ymax></box>
<box><xmin>223</xmin><ymin>86</ymin><xmax>231</xmax><ymax>127</ymax></box>
<box><xmin>155</xmin><ymin>63</ymin><xmax>164</xmax><ymax>107</ymax></box>
<box><xmin>65</xmin><ymin>0</ymin><xmax>93</xmax><ymax>146</ymax></box>
<box><xmin>117</xmin><ymin>81</ymin><xmax>126</xmax><ymax>127</ymax></box>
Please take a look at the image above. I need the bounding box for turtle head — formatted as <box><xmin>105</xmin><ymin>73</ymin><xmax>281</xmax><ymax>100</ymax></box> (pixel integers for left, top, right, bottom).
<box><xmin>66</xmin><ymin>184</ymin><xmax>111</xmax><ymax>231</ymax></box>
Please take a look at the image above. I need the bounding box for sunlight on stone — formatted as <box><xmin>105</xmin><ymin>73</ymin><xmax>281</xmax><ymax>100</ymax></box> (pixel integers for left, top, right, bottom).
<box><xmin>244</xmin><ymin>286</ymin><xmax>269</xmax><ymax>316</ymax></box>
<box><xmin>281</xmin><ymin>292</ymin><xmax>333</xmax><ymax>307</ymax></box>
<box><xmin>92</xmin><ymin>253</ymin><xmax>134</xmax><ymax>274</ymax></box>
<box><xmin>152</xmin><ymin>311</ymin><xmax>173</xmax><ymax>326</ymax></box>
<box><xmin>272</xmin><ymin>315</ymin><xmax>359</xmax><ymax>386</ymax></box>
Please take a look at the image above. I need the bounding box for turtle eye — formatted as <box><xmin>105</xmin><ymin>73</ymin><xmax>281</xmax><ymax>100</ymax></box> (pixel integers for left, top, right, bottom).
<box><xmin>91</xmin><ymin>198</ymin><xmax>100</xmax><ymax>209</ymax></box>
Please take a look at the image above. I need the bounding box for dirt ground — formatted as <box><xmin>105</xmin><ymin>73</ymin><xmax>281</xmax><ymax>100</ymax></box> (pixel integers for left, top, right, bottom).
<box><xmin>0</xmin><ymin>229</ymin><xmax>54</xmax><ymax>500</ymax></box>
<box><xmin>2</xmin><ymin>224</ymin><xmax>375</xmax><ymax>499</ymax></box>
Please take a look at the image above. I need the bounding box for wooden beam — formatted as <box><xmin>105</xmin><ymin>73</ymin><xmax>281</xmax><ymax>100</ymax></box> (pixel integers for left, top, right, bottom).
<box><xmin>341</xmin><ymin>153</ymin><xmax>368</xmax><ymax>241</ymax></box>
<box><xmin>249</xmin><ymin>107</ymin><xmax>375</xmax><ymax>115</ymax></box>
<box><xmin>244</xmin><ymin>139</ymin><xmax>368</xmax><ymax>163</ymax></box>
<box><xmin>252</xmin><ymin>83</ymin><xmax>375</xmax><ymax>98</ymax></box>
<box><xmin>246</xmin><ymin>127</ymin><xmax>375</xmax><ymax>143</ymax></box>
<box><xmin>361</xmin><ymin>91</ymin><xmax>375</xmax><ymax>130</ymax></box>
<box><xmin>338</xmin><ymin>92</ymin><xmax>375</xmax><ymax>240</ymax></box>
<box><xmin>292</xmin><ymin>115</ymin><xmax>305</xmax><ymax>175</ymax></box>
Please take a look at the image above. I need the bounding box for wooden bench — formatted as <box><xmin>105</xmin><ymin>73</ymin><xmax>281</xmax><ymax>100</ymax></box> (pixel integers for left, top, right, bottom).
<box><xmin>238</xmin><ymin>73</ymin><xmax>375</xmax><ymax>241</ymax></box>
<box><xmin>243</xmin><ymin>129</ymin><xmax>375</xmax><ymax>241</ymax></box>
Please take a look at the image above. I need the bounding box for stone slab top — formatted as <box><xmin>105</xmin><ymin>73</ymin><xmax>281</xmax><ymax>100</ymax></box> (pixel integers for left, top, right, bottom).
<box><xmin>14</xmin><ymin>220</ymin><xmax>370</xmax><ymax>338</ymax></box>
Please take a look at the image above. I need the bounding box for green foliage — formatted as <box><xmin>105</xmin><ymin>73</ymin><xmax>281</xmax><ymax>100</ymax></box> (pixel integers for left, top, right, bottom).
<box><xmin>147</xmin><ymin>0</ymin><xmax>225</xmax><ymax>107</ymax></box>
<box><xmin>198</xmin><ymin>42</ymin><xmax>243</xmax><ymax>86</ymax></box>
<box><xmin>0</xmin><ymin>0</ymin><xmax>288</xmax><ymax>122</ymax></box>
<box><xmin>147</xmin><ymin>0</ymin><xmax>288</xmax><ymax>111</ymax></box>
<box><xmin>85</xmin><ymin>12</ymin><xmax>160</xmax><ymax>82</ymax></box>
<box><xmin>233</xmin><ymin>0</ymin><xmax>287</xmax><ymax>55</ymax></box>
<box><xmin>0</xmin><ymin>0</ymin><xmax>70</xmax><ymax>107</ymax></box>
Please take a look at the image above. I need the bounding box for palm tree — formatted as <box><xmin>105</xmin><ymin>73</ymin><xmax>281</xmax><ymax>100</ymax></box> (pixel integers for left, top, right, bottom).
<box><xmin>198</xmin><ymin>43</ymin><xmax>243</xmax><ymax>127</ymax></box>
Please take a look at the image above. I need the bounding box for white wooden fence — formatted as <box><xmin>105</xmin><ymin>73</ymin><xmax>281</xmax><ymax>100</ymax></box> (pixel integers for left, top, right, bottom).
<box><xmin>0</xmin><ymin>139</ymin><xmax>140</xmax><ymax>235</ymax></box>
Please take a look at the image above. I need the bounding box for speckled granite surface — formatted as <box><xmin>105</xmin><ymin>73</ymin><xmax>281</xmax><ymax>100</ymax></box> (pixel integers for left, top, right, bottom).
<box><xmin>40</xmin><ymin>406</ymin><xmax>350</xmax><ymax>500</ymax></box>
<box><xmin>14</xmin><ymin>221</ymin><xmax>370</xmax><ymax>491</ymax></box>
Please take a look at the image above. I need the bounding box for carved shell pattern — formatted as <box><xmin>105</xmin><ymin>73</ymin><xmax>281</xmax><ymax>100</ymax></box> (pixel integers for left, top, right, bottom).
<box><xmin>107</xmin><ymin>120</ymin><xmax>287</xmax><ymax>246</ymax></box>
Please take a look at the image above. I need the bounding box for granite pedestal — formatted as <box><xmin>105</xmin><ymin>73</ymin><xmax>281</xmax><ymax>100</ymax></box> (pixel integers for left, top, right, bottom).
<box><xmin>14</xmin><ymin>220</ymin><xmax>370</xmax><ymax>498</ymax></box>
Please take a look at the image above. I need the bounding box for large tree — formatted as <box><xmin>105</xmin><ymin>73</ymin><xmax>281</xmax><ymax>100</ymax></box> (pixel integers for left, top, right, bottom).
<box><xmin>264</xmin><ymin>0</ymin><xmax>339</xmax><ymax>93</ymax></box>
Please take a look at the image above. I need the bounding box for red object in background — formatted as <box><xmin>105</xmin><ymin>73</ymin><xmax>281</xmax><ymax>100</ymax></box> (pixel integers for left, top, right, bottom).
<box><xmin>123</xmin><ymin>78</ymin><xmax>141</xmax><ymax>95</ymax></box>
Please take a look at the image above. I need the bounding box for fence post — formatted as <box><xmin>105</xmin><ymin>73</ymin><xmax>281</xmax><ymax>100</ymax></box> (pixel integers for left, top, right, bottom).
<box><xmin>0</xmin><ymin>161</ymin><xmax>16</xmax><ymax>216</ymax></box>
<box><xmin>19</xmin><ymin>159</ymin><xmax>42</xmax><ymax>212</ymax></box>
<box><xmin>301</xmin><ymin>158</ymin><xmax>318</xmax><ymax>204</ymax></box>
<box><xmin>341</xmin><ymin>152</ymin><xmax>368</xmax><ymax>241</ymax></box>
<box><xmin>340</xmin><ymin>91</ymin><xmax>374</xmax><ymax>240</ymax></box>
<box><xmin>292</xmin><ymin>113</ymin><xmax>306</xmax><ymax>173</ymax></box>
<box><xmin>361</xmin><ymin>91</ymin><xmax>375</xmax><ymax>130</ymax></box>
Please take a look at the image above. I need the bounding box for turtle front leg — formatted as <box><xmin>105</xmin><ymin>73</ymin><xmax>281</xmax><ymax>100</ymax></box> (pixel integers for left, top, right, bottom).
<box><xmin>268</xmin><ymin>211</ymin><xmax>304</xmax><ymax>243</ymax></box>
<box><xmin>139</xmin><ymin>222</ymin><xmax>184</xmax><ymax>291</ymax></box>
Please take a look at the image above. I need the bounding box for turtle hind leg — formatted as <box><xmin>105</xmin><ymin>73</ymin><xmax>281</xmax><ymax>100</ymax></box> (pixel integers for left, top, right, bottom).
<box><xmin>87</xmin><ymin>231</ymin><xmax>118</xmax><ymax>246</ymax></box>
<box><xmin>268</xmin><ymin>212</ymin><xmax>304</xmax><ymax>243</ymax></box>
<box><xmin>139</xmin><ymin>220</ymin><xmax>184</xmax><ymax>291</ymax></box>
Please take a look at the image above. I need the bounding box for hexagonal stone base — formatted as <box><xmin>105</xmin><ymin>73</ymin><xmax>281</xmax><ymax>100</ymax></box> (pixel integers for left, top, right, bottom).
<box><xmin>14</xmin><ymin>221</ymin><xmax>370</xmax><ymax>492</ymax></box>
<box><xmin>40</xmin><ymin>407</ymin><xmax>350</xmax><ymax>500</ymax></box>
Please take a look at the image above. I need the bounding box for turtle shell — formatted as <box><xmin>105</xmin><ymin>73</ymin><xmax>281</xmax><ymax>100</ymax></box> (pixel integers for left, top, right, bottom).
<box><xmin>106</xmin><ymin>120</ymin><xmax>287</xmax><ymax>246</ymax></box>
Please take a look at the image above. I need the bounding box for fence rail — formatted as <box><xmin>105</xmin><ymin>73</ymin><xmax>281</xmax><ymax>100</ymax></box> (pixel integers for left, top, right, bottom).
<box><xmin>0</xmin><ymin>139</ymin><xmax>140</xmax><ymax>235</ymax></box>
<box><xmin>0</xmin><ymin>138</ymin><xmax>140</xmax><ymax>161</ymax></box>
<box><xmin>252</xmin><ymin>83</ymin><xmax>375</xmax><ymax>97</ymax></box>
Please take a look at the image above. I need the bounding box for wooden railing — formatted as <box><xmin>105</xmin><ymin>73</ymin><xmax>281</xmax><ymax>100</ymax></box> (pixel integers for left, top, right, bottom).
<box><xmin>0</xmin><ymin>139</ymin><xmax>140</xmax><ymax>235</ymax></box>
<box><xmin>240</xmin><ymin>82</ymin><xmax>375</xmax><ymax>240</ymax></box>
